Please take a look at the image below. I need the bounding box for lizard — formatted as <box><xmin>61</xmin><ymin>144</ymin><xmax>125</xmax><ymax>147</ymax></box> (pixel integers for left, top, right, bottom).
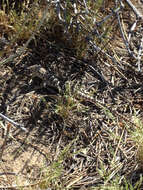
<box><xmin>26</xmin><ymin>64</ymin><xmax>61</xmax><ymax>91</ymax></box>
<box><xmin>25</xmin><ymin>64</ymin><xmax>103</xmax><ymax>105</ymax></box>
<box><xmin>25</xmin><ymin>64</ymin><xmax>137</xmax><ymax>126</ymax></box>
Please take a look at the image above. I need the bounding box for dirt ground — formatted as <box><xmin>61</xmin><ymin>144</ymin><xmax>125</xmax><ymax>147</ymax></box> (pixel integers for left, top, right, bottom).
<box><xmin>0</xmin><ymin>6</ymin><xmax>143</xmax><ymax>189</ymax></box>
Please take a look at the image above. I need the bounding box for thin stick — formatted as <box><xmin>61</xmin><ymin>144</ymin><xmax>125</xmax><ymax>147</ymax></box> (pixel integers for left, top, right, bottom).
<box><xmin>0</xmin><ymin>113</ymin><xmax>27</xmax><ymax>132</ymax></box>
<box><xmin>0</xmin><ymin>123</ymin><xmax>11</xmax><ymax>160</ymax></box>
<box><xmin>136</xmin><ymin>36</ymin><xmax>143</xmax><ymax>71</ymax></box>
<box><xmin>125</xmin><ymin>0</ymin><xmax>143</xmax><ymax>19</ymax></box>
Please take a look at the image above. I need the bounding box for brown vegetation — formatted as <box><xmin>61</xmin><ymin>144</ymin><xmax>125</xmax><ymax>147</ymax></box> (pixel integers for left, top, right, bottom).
<box><xmin>0</xmin><ymin>0</ymin><xmax>143</xmax><ymax>189</ymax></box>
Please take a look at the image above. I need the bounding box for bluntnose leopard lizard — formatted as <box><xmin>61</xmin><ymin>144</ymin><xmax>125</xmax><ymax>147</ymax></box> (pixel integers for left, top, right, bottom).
<box><xmin>25</xmin><ymin>64</ymin><xmax>136</xmax><ymax>126</ymax></box>
<box><xmin>26</xmin><ymin>64</ymin><xmax>99</xmax><ymax>104</ymax></box>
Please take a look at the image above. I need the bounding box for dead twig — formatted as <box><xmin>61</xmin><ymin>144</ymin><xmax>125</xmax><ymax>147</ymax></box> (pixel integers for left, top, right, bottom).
<box><xmin>0</xmin><ymin>113</ymin><xmax>27</xmax><ymax>132</ymax></box>
<box><xmin>136</xmin><ymin>36</ymin><xmax>143</xmax><ymax>71</ymax></box>
<box><xmin>116</xmin><ymin>8</ymin><xmax>135</xmax><ymax>59</ymax></box>
<box><xmin>0</xmin><ymin>123</ymin><xmax>11</xmax><ymax>160</ymax></box>
<box><xmin>125</xmin><ymin>0</ymin><xmax>143</xmax><ymax>19</ymax></box>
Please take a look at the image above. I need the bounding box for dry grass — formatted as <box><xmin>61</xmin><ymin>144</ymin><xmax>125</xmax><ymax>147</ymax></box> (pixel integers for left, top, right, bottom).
<box><xmin>0</xmin><ymin>0</ymin><xmax>143</xmax><ymax>189</ymax></box>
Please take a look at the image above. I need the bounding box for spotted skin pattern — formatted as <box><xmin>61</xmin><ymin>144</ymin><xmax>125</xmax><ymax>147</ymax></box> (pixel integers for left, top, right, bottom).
<box><xmin>26</xmin><ymin>65</ymin><xmax>136</xmax><ymax>126</ymax></box>
<box><xmin>26</xmin><ymin>64</ymin><xmax>61</xmax><ymax>90</ymax></box>
<box><xmin>26</xmin><ymin>64</ymin><xmax>99</xmax><ymax>104</ymax></box>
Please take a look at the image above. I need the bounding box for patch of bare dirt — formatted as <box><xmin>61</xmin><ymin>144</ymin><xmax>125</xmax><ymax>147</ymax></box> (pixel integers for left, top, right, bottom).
<box><xmin>1</xmin><ymin>13</ymin><xmax>143</xmax><ymax>190</ymax></box>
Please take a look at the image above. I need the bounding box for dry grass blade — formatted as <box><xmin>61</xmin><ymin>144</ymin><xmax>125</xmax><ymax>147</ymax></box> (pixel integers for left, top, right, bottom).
<box><xmin>0</xmin><ymin>0</ymin><xmax>143</xmax><ymax>189</ymax></box>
